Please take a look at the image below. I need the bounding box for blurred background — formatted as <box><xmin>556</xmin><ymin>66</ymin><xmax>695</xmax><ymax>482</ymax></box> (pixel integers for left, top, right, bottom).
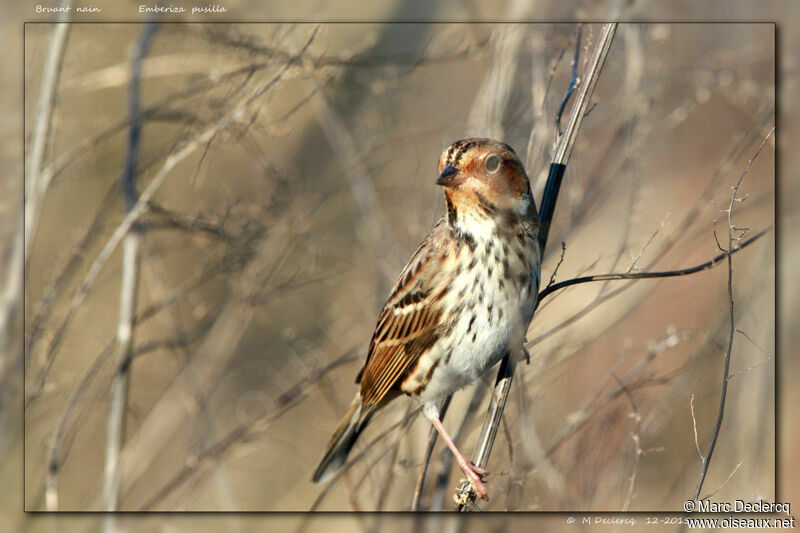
<box><xmin>2</xmin><ymin>0</ymin><xmax>795</xmax><ymax>531</ymax></box>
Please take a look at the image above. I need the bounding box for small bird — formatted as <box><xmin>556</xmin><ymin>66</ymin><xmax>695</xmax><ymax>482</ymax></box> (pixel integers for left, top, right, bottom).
<box><xmin>312</xmin><ymin>138</ymin><xmax>541</xmax><ymax>501</ymax></box>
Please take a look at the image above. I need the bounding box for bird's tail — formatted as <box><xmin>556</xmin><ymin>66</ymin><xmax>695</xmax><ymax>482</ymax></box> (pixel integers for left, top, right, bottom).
<box><xmin>312</xmin><ymin>394</ymin><xmax>367</xmax><ymax>483</ymax></box>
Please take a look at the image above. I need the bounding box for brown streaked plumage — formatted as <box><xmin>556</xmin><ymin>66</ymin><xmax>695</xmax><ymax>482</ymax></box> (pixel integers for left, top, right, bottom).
<box><xmin>312</xmin><ymin>138</ymin><xmax>541</xmax><ymax>502</ymax></box>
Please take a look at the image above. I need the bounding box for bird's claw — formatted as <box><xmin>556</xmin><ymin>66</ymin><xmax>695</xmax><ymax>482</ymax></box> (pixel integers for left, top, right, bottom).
<box><xmin>458</xmin><ymin>461</ymin><xmax>490</xmax><ymax>501</ymax></box>
<box><xmin>468</xmin><ymin>461</ymin><xmax>490</xmax><ymax>478</ymax></box>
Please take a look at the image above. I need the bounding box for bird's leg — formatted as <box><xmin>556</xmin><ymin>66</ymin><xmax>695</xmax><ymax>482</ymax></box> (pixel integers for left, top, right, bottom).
<box><xmin>422</xmin><ymin>403</ymin><xmax>490</xmax><ymax>501</ymax></box>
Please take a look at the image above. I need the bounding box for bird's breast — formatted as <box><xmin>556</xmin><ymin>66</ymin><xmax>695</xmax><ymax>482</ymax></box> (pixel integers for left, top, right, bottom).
<box><xmin>402</xmin><ymin>229</ymin><xmax>540</xmax><ymax>402</ymax></box>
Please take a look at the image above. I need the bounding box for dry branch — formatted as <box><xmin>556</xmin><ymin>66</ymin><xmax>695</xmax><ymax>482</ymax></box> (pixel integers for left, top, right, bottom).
<box><xmin>537</xmin><ymin>226</ymin><xmax>770</xmax><ymax>303</ymax></box>
<box><xmin>691</xmin><ymin>126</ymin><xmax>774</xmax><ymax>503</ymax></box>
<box><xmin>102</xmin><ymin>23</ymin><xmax>156</xmax><ymax>518</ymax></box>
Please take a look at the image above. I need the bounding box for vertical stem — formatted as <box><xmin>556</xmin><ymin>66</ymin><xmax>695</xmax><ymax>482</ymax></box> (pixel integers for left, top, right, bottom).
<box><xmin>17</xmin><ymin>6</ymin><xmax>71</xmax><ymax>384</ymax></box>
<box><xmin>456</xmin><ymin>23</ymin><xmax>618</xmax><ymax>510</ymax></box>
<box><xmin>102</xmin><ymin>23</ymin><xmax>156</xmax><ymax>520</ymax></box>
<box><xmin>470</xmin><ymin>356</ymin><xmax>516</xmax><ymax>470</ymax></box>
<box><xmin>28</xmin><ymin>6</ymin><xmax>71</xmax><ymax>512</ymax></box>
<box><xmin>103</xmin><ymin>231</ymin><xmax>140</xmax><ymax>511</ymax></box>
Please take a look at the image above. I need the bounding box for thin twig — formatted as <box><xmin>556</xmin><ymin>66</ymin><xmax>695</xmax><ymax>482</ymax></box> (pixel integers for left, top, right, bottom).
<box><xmin>455</xmin><ymin>357</ymin><xmax>516</xmax><ymax>508</ymax></box>
<box><xmin>44</xmin><ymin>224</ymin><xmax>262</xmax><ymax>501</ymax></box>
<box><xmin>82</xmin><ymin>26</ymin><xmax>320</xmax><ymax>513</ymax></box>
<box><xmin>102</xmin><ymin>233</ymin><xmax>140</xmax><ymax>509</ymax></box>
<box><xmin>627</xmin><ymin>219</ymin><xmax>663</xmax><ymax>273</ymax></box>
<box><xmin>735</xmin><ymin>328</ymin><xmax>768</xmax><ymax>355</ymax></box>
<box><xmin>537</xmin><ymin>226</ymin><xmax>770</xmax><ymax>303</ymax></box>
<box><xmin>554</xmin><ymin>25</ymin><xmax>582</xmax><ymax>138</ymax></box>
<box><xmin>690</xmin><ymin>395</ymin><xmax>703</xmax><ymax>461</ymax></box>
<box><xmin>691</xmin><ymin>126</ymin><xmax>773</xmax><ymax>503</ymax></box>
<box><xmin>526</xmin><ymin>28</ymin><xmax>567</xmax><ymax>181</ymax></box>
<box><xmin>46</xmin><ymin>305</ymin><xmax>220</xmax><ymax>506</ymax></box>
<box><xmin>466</xmin><ymin>22</ymin><xmax>527</xmax><ymax>139</ymax></box>
<box><xmin>701</xmin><ymin>461</ymin><xmax>743</xmax><ymax>501</ymax></box>
<box><xmin>545</xmin><ymin>241</ymin><xmax>567</xmax><ymax>290</ymax></box>
<box><xmin>199</xmin><ymin>25</ymin><xmax>488</xmax><ymax>70</ymax></box>
<box><xmin>614</xmin><ymin>374</ymin><xmax>643</xmax><ymax>511</ymax></box>
<box><xmin>311</xmin><ymin>87</ymin><xmax>401</xmax><ymax>279</ymax></box>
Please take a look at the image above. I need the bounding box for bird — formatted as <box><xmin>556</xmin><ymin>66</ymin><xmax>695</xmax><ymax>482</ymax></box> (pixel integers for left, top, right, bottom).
<box><xmin>312</xmin><ymin>138</ymin><xmax>541</xmax><ymax>501</ymax></box>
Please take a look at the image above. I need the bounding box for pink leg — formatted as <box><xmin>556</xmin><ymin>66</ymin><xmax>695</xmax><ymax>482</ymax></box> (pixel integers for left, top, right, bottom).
<box><xmin>428</xmin><ymin>411</ymin><xmax>490</xmax><ymax>501</ymax></box>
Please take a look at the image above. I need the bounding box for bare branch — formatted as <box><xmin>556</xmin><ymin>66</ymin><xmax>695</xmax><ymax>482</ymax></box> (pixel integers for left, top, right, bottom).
<box><xmin>690</xmin><ymin>394</ymin><xmax>704</xmax><ymax>461</ymax></box>
<box><xmin>614</xmin><ymin>374</ymin><xmax>643</xmax><ymax>511</ymax></box>
<box><xmin>545</xmin><ymin>241</ymin><xmax>567</xmax><ymax>290</ymax></box>
<box><xmin>537</xmin><ymin>225</ymin><xmax>770</xmax><ymax>302</ymax></box>
<box><xmin>553</xmin><ymin>24</ymin><xmax>582</xmax><ymax>139</ymax></box>
<box><xmin>701</xmin><ymin>461</ymin><xmax>743</xmax><ymax>501</ymax></box>
<box><xmin>691</xmin><ymin>126</ymin><xmax>774</xmax><ymax>503</ymax></box>
<box><xmin>103</xmin><ymin>23</ymin><xmax>156</xmax><ymax>520</ymax></box>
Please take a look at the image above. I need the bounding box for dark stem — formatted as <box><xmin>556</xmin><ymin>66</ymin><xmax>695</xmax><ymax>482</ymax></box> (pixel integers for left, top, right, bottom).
<box><xmin>538</xmin><ymin>226</ymin><xmax>770</xmax><ymax>303</ymax></box>
<box><xmin>121</xmin><ymin>23</ymin><xmax>157</xmax><ymax>212</ymax></box>
<box><xmin>554</xmin><ymin>24</ymin><xmax>582</xmax><ymax>136</ymax></box>
<box><xmin>691</xmin><ymin>127</ymin><xmax>773</xmax><ymax>503</ymax></box>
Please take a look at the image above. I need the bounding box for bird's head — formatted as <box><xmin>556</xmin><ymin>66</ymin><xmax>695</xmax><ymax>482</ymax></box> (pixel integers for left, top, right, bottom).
<box><xmin>436</xmin><ymin>138</ymin><xmax>536</xmax><ymax>224</ymax></box>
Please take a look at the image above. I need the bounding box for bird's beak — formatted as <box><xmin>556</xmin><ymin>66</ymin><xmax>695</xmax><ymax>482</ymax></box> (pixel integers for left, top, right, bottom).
<box><xmin>436</xmin><ymin>163</ymin><xmax>464</xmax><ymax>187</ymax></box>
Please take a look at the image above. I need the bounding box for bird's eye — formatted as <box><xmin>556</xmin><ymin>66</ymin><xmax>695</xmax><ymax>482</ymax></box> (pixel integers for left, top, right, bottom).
<box><xmin>484</xmin><ymin>154</ymin><xmax>500</xmax><ymax>173</ymax></box>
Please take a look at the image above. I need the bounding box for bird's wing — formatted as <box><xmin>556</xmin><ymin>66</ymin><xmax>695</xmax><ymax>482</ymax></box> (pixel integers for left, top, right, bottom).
<box><xmin>357</xmin><ymin>220</ymin><xmax>453</xmax><ymax>410</ymax></box>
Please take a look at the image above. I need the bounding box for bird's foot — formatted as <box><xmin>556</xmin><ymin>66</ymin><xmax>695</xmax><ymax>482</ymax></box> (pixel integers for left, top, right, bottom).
<box><xmin>457</xmin><ymin>460</ymin><xmax>490</xmax><ymax>501</ymax></box>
